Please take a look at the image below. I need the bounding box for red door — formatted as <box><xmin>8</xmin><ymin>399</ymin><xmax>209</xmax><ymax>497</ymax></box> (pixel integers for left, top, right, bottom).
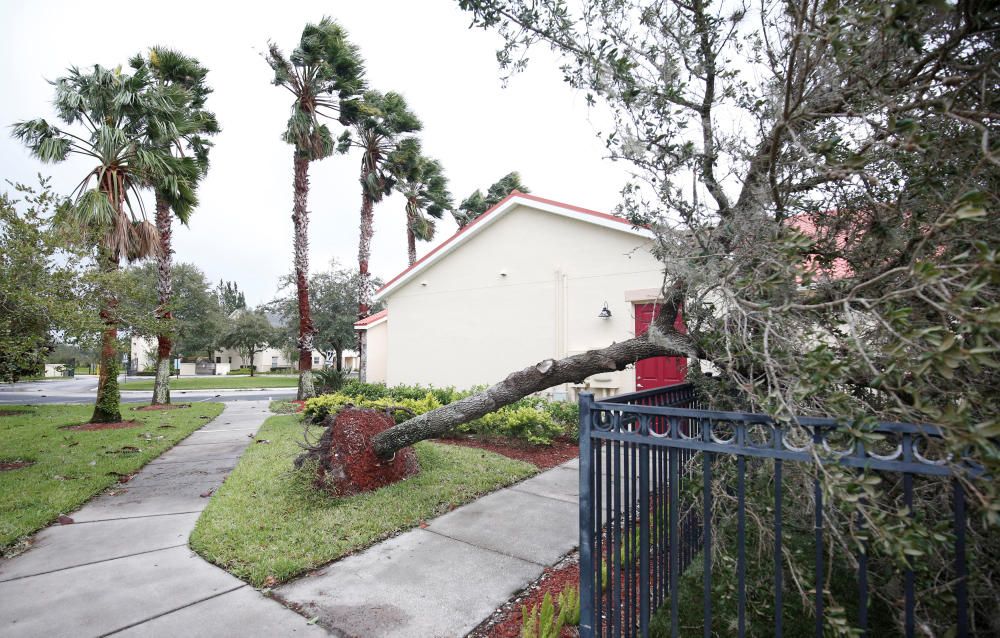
<box><xmin>634</xmin><ymin>303</ymin><xmax>686</xmax><ymax>390</ymax></box>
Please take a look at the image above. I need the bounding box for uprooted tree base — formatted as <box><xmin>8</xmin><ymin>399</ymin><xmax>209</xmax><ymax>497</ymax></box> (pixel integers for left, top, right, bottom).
<box><xmin>295</xmin><ymin>407</ymin><xmax>420</xmax><ymax>497</ymax></box>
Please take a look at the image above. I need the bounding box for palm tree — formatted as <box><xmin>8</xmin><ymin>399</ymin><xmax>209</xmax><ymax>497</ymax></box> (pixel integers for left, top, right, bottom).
<box><xmin>131</xmin><ymin>47</ymin><xmax>219</xmax><ymax>406</ymax></box>
<box><xmin>454</xmin><ymin>171</ymin><xmax>530</xmax><ymax>227</ymax></box>
<box><xmin>13</xmin><ymin>64</ymin><xmax>192</xmax><ymax>422</ymax></box>
<box><xmin>266</xmin><ymin>18</ymin><xmax>365</xmax><ymax>400</ymax></box>
<box><xmin>339</xmin><ymin>90</ymin><xmax>421</xmax><ymax>380</ymax></box>
<box><xmin>388</xmin><ymin>138</ymin><xmax>452</xmax><ymax>265</ymax></box>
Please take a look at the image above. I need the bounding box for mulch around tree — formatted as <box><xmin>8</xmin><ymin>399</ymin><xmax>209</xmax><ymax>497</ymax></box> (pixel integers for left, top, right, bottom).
<box><xmin>134</xmin><ymin>404</ymin><xmax>191</xmax><ymax>412</ymax></box>
<box><xmin>436</xmin><ymin>437</ymin><xmax>579</xmax><ymax>470</ymax></box>
<box><xmin>0</xmin><ymin>460</ymin><xmax>35</xmax><ymax>472</ymax></box>
<box><xmin>61</xmin><ymin>420</ymin><xmax>141</xmax><ymax>431</ymax></box>
<box><xmin>470</xmin><ymin>553</ymin><xmax>581</xmax><ymax>638</ymax></box>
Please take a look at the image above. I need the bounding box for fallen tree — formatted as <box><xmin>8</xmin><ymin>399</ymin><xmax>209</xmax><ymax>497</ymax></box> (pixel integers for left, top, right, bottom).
<box><xmin>371</xmin><ymin>322</ymin><xmax>695</xmax><ymax>459</ymax></box>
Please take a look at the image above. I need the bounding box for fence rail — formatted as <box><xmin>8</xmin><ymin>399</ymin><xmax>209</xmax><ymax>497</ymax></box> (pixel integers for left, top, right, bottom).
<box><xmin>578</xmin><ymin>384</ymin><xmax>974</xmax><ymax>638</ymax></box>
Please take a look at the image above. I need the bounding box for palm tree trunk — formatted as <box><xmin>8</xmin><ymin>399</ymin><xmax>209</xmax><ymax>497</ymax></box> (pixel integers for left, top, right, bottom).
<box><xmin>92</xmin><ymin>249</ymin><xmax>122</xmax><ymax>423</ymax></box>
<box><xmin>151</xmin><ymin>193</ymin><xmax>173</xmax><ymax>405</ymax></box>
<box><xmin>357</xmin><ymin>170</ymin><xmax>375</xmax><ymax>383</ymax></box>
<box><xmin>292</xmin><ymin>153</ymin><xmax>316</xmax><ymax>400</ymax></box>
<box><xmin>406</xmin><ymin>206</ymin><xmax>417</xmax><ymax>266</ymax></box>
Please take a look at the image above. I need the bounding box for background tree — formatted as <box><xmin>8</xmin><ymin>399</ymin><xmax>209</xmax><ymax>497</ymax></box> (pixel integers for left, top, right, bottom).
<box><xmin>338</xmin><ymin>89</ymin><xmax>421</xmax><ymax>381</ymax></box>
<box><xmin>388</xmin><ymin>138</ymin><xmax>452</xmax><ymax>265</ymax></box>
<box><xmin>13</xmin><ymin>63</ymin><xmax>192</xmax><ymax>423</ymax></box>
<box><xmin>130</xmin><ymin>47</ymin><xmax>219</xmax><ymax>405</ymax></box>
<box><xmin>269</xmin><ymin>260</ymin><xmax>381</xmax><ymax>372</ymax></box>
<box><xmin>122</xmin><ymin>261</ymin><xmax>224</xmax><ymax>362</ymax></box>
<box><xmin>0</xmin><ymin>179</ymin><xmax>84</xmax><ymax>382</ymax></box>
<box><xmin>266</xmin><ymin>17</ymin><xmax>365</xmax><ymax>401</ymax></box>
<box><xmin>214</xmin><ymin>280</ymin><xmax>247</xmax><ymax>315</ymax></box>
<box><xmin>453</xmin><ymin>171</ymin><xmax>528</xmax><ymax>227</ymax></box>
<box><xmin>218</xmin><ymin>310</ymin><xmax>277</xmax><ymax>377</ymax></box>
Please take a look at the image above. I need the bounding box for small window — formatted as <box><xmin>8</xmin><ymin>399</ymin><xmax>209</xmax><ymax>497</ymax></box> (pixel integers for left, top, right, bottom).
<box><xmin>271</xmin><ymin>356</ymin><xmax>279</xmax><ymax>366</ymax></box>
<box><xmin>215</xmin><ymin>357</ymin><xmax>221</xmax><ymax>364</ymax></box>
<box><xmin>228</xmin><ymin>357</ymin><xmax>232</xmax><ymax>364</ymax></box>
<box><xmin>313</xmin><ymin>356</ymin><xmax>320</xmax><ymax>364</ymax></box>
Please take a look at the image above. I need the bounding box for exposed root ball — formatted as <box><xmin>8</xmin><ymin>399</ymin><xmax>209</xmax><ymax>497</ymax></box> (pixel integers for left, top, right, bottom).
<box><xmin>296</xmin><ymin>407</ymin><xmax>419</xmax><ymax>496</ymax></box>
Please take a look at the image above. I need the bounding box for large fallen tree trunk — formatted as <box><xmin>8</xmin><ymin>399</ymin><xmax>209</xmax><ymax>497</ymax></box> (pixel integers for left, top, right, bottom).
<box><xmin>371</xmin><ymin>328</ymin><xmax>696</xmax><ymax>459</ymax></box>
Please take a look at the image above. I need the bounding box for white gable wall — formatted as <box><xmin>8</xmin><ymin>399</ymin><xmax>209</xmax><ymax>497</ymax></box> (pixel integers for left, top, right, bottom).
<box><xmin>383</xmin><ymin>203</ymin><xmax>664</xmax><ymax>396</ymax></box>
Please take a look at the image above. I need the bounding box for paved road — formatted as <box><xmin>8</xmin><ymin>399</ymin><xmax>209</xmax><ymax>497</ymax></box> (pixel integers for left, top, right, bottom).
<box><xmin>0</xmin><ymin>376</ymin><xmax>296</xmax><ymax>405</ymax></box>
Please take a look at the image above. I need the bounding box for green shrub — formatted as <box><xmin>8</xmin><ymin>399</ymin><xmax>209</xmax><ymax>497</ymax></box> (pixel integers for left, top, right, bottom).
<box><xmin>460</xmin><ymin>405</ymin><xmax>565</xmax><ymax>445</ymax></box>
<box><xmin>337</xmin><ymin>380</ymin><xmax>466</xmax><ymax>405</ymax></box>
<box><xmin>303</xmin><ymin>393</ymin><xmax>356</xmax><ymax>422</ymax></box>
<box><xmin>521</xmin><ymin>592</ymin><xmax>564</xmax><ymax>638</ymax></box>
<box><xmin>338</xmin><ymin>380</ymin><xmax>391</xmax><ymax>401</ymax></box>
<box><xmin>305</xmin><ymin>381</ymin><xmax>577</xmax><ymax>446</ymax></box>
<box><xmin>557</xmin><ymin>584</ymin><xmax>581</xmax><ymax>626</ymax></box>
<box><xmin>302</xmin><ymin>391</ymin><xmax>443</xmax><ymax>424</ymax></box>
<box><xmin>313</xmin><ymin>368</ymin><xmax>347</xmax><ymax>394</ymax></box>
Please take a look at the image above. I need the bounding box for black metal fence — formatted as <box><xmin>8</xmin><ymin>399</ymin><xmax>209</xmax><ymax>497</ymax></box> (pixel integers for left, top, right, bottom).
<box><xmin>578</xmin><ymin>384</ymin><xmax>975</xmax><ymax>638</ymax></box>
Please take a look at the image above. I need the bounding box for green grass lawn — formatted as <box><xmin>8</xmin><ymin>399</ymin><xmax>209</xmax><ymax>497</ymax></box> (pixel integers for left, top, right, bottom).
<box><xmin>123</xmin><ymin>376</ymin><xmax>299</xmax><ymax>390</ymax></box>
<box><xmin>190</xmin><ymin>413</ymin><xmax>537</xmax><ymax>586</ymax></box>
<box><xmin>0</xmin><ymin>402</ymin><xmax>224</xmax><ymax>552</ymax></box>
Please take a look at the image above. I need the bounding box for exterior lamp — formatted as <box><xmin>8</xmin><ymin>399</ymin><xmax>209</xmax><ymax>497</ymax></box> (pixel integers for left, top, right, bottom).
<box><xmin>598</xmin><ymin>302</ymin><xmax>612</xmax><ymax>319</ymax></box>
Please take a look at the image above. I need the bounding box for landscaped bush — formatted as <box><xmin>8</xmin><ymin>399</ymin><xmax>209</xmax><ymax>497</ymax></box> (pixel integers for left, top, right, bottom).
<box><xmin>337</xmin><ymin>380</ymin><xmax>465</xmax><ymax>405</ymax></box>
<box><xmin>227</xmin><ymin>367</ymin><xmax>253</xmax><ymax>375</ymax></box>
<box><xmin>306</xmin><ymin>381</ymin><xmax>579</xmax><ymax>446</ymax></box>
<box><xmin>303</xmin><ymin>391</ymin><xmax>443</xmax><ymax>424</ymax></box>
<box><xmin>458</xmin><ymin>405</ymin><xmax>565</xmax><ymax>446</ymax></box>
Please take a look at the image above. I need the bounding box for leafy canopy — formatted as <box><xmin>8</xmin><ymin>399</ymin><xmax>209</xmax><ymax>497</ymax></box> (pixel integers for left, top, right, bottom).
<box><xmin>339</xmin><ymin>90</ymin><xmax>423</xmax><ymax>202</ymax></box>
<box><xmin>12</xmin><ymin>64</ymin><xmax>198</xmax><ymax>261</ymax></box>
<box><xmin>266</xmin><ymin>17</ymin><xmax>366</xmax><ymax>161</ymax></box>
<box><xmin>455</xmin><ymin>171</ymin><xmax>528</xmax><ymax>227</ymax></box>
<box><xmin>388</xmin><ymin>137</ymin><xmax>453</xmax><ymax>241</ymax></box>
<box><xmin>130</xmin><ymin>47</ymin><xmax>220</xmax><ymax>224</ymax></box>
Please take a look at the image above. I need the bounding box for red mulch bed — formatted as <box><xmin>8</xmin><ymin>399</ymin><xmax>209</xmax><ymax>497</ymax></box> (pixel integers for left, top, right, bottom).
<box><xmin>289</xmin><ymin>400</ymin><xmax>306</xmax><ymax>412</ymax></box>
<box><xmin>135</xmin><ymin>403</ymin><xmax>191</xmax><ymax>411</ymax></box>
<box><xmin>0</xmin><ymin>409</ymin><xmax>30</xmax><ymax>417</ymax></box>
<box><xmin>62</xmin><ymin>420</ymin><xmax>141</xmax><ymax>431</ymax></box>
<box><xmin>437</xmin><ymin>436</ymin><xmax>579</xmax><ymax>470</ymax></box>
<box><xmin>0</xmin><ymin>460</ymin><xmax>35</xmax><ymax>471</ymax></box>
<box><xmin>470</xmin><ymin>555</ymin><xmax>581</xmax><ymax>637</ymax></box>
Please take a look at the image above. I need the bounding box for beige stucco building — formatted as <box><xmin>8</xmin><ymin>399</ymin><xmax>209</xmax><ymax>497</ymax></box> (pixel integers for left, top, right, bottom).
<box><xmin>356</xmin><ymin>192</ymin><xmax>683</xmax><ymax>399</ymax></box>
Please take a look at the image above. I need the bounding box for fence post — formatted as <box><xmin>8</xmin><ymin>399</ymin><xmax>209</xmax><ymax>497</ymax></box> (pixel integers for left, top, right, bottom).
<box><xmin>579</xmin><ymin>393</ymin><xmax>595</xmax><ymax>637</ymax></box>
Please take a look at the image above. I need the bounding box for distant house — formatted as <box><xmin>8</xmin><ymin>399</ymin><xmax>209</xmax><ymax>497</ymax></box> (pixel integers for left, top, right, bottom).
<box><xmin>130</xmin><ymin>311</ymin><xmax>359</xmax><ymax>376</ymax></box>
<box><xmin>355</xmin><ymin>192</ymin><xmax>685</xmax><ymax>399</ymax></box>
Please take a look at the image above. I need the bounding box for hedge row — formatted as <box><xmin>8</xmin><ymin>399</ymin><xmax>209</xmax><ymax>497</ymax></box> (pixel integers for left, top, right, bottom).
<box><xmin>302</xmin><ymin>381</ymin><xmax>579</xmax><ymax>446</ymax></box>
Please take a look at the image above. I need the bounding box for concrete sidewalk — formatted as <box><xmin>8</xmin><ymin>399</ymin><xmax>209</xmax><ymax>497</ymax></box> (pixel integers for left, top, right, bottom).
<box><xmin>0</xmin><ymin>401</ymin><xmax>326</xmax><ymax>638</ymax></box>
<box><xmin>275</xmin><ymin>459</ymin><xmax>581</xmax><ymax>638</ymax></box>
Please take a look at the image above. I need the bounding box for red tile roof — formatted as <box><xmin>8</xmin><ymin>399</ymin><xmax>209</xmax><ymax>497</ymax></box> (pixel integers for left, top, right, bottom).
<box><xmin>353</xmin><ymin>309</ymin><xmax>388</xmax><ymax>328</ymax></box>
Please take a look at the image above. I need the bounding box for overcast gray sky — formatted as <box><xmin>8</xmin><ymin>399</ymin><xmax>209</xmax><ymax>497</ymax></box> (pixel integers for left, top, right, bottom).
<box><xmin>0</xmin><ymin>0</ymin><xmax>630</xmax><ymax>305</ymax></box>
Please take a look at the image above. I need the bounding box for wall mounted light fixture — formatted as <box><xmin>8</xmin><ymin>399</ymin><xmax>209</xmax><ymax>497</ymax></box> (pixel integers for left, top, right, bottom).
<box><xmin>598</xmin><ymin>302</ymin><xmax>612</xmax><ymax>319</ymax></box>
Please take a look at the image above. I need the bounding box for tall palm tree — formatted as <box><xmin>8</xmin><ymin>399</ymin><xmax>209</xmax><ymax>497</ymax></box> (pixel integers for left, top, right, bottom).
<box><xmin>388</xmin><ymin>138</ymin><xmax>452</xmax><ymax>265</ymax></box>
<box><xmin>266</xmin><ymin>18</ymin><xmax>365</xmax><ymax>400</ymax></box>
<box><xmin>131</xmin><ymin>47</ymin><xmax>219</xmax><ymax>406</ymax></box>
<box><xmin>13</xmin><ymin>64</ymin><xmax>192</xmax><ymax>423</ymax></box>
<box><xmin>339</xmin><ymin>90</ymin><xmax>421</xmax><ymax>380</ymax></box>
